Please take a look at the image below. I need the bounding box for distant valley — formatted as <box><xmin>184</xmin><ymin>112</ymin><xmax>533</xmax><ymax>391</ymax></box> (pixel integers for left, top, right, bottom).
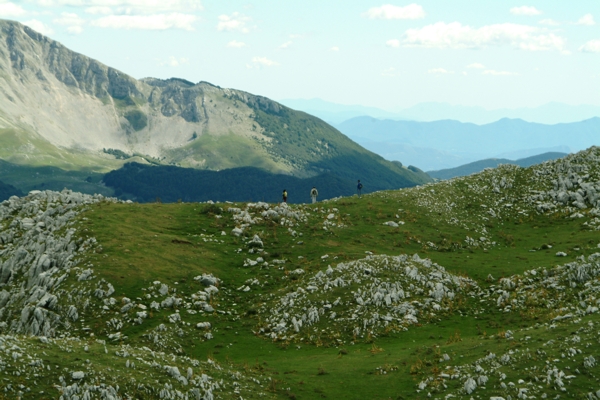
<box><xmin>334</xmin><ymin>117</ymin><xmax>599</xmax><ymax>171</ymax></box>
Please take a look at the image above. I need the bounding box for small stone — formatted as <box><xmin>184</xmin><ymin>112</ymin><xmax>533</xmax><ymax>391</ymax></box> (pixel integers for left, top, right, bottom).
<box><xmin>72</xmin><ymin>371</ymin><xmax>85</xmax><ymax>380</ymax></box>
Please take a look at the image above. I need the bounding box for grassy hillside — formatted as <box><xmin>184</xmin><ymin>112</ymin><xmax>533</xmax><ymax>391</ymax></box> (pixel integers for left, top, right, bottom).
<box><xmin>0</xmin><ymin>159</ymin><xmax>114</xmax><ymax>196</ymax></box>
<box><xmin>0</xmin><ymin>148</ymin><xmax>600</xmax><ymax>398</ymax></box>
<box><xmin>250</xmin><ymin>105</ymin><xmax>431</xmax><ymax>188</ymax></box>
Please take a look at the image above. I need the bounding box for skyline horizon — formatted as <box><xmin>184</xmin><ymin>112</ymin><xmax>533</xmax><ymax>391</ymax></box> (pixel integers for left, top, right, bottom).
<box><xmin>0</xmin><ymin>1</ymin><xmax>597</xmax><ymax>111</ymax></box>
<box><xmin>278</xmin><ymin>97</ymin><xmax>600</xmax><ymax>126</ymax></box>
<box><xmin>278</xmin><ymin>97</ymin><xmax>600</xmax><ymax>112</ymax></box>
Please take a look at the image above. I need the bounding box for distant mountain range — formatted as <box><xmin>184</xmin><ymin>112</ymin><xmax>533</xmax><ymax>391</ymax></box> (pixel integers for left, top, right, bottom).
<box><xmin>0</xmin><ymin>19</ymin><xmax>430</xmax><ymax>198</ymax></box>
<box><xmin>280</xmin><ymin>98</ymin><xmax>600</xmax><ymax>125</ymax></box>
<box><xmin>334</xmin><ymin>117</ymin><xmax>599</xmax><ymax>171</ymax></box>
<box><xmin>427</xmin><ymin>152</ymin><xmax>568</xmax><ymax>180</ymax></box>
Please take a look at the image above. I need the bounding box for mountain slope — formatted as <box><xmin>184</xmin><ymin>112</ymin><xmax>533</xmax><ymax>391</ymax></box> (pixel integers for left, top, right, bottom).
<box><xmin>428</xmin><ymin>151</ymin><xmax>568</xmax><ymax>180</ymax></box>
<box><xmin>0</xmin><ymin>19</ymin><xmax>429</xmax><ymax>190</ymax></box>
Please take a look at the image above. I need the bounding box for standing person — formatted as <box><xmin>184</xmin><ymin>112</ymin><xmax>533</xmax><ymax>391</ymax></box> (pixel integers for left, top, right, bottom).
<box><xmin>357</xmin><ymin>180</ymin><xmax>363</xmax><ymax>198</ymax></box>
<box><xmin>310</xmin><ymin>186</ymin><xmax>318</xmax><ymax>203</ymax></box>
<box><xmin>282</xmin><ymin>189</ymin><xmax>288</xmax><ymax>203</ymax></box>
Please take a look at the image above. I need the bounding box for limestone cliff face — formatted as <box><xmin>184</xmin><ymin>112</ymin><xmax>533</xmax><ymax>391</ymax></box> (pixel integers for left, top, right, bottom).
<box><xmin>0</xmin><ymin>19</ymin><xmax>300</xmax><ymax>172</ymax></box>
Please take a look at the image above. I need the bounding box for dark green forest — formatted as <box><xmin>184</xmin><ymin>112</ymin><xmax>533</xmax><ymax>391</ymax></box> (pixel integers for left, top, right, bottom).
<box><xmin>103</xmin><ymin>163</ymin><xmax>367</xmax><ymax>203</ymax></box>
<box><xmin>0</xmin><ymin>180</ymin><xmax>23</xmax><ymax>201</ymax></box>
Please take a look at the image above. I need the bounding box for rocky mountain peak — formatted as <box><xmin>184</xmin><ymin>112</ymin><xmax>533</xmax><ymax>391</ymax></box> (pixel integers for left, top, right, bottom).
<box><xmin>1</xmin><ymin>19</ymin><xmax>142</xmax><ymax>101</ymax></box>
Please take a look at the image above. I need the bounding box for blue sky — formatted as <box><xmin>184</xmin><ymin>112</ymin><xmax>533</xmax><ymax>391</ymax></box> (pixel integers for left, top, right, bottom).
<box><xmin>1</xmin><ymin>1</ymin><xmax>599</xmax><ymax>110</ymax></box>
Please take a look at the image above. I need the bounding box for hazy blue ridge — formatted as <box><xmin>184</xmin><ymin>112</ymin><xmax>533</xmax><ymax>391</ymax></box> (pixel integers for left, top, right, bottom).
<box><xmin>279</xmin><ymin>98</ymin><xmax>402</xmax><ymax>124</ymax></box>
<box><xmin>335</xmin><ymin>117</ymin><xmax>599</xmax><ymax>171</ymax></box>
<box><xmin>280</xmin><ymin>98</ymin><xmax>600</xmax><ymax>125</ymax></box>
<box><xmin>427</xmin><ymin>152</ymin><xmax>568</xmax><ymax>180</ymax></box>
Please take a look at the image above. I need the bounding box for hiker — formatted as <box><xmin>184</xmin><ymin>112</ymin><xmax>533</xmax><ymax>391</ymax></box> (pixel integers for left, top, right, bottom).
<box><xmin>357</xmin><ymin>180</ymin><xmax>363</xmax><ymax>197</ymax></box>
<box><xmin>310</xmin><ymin>186</ymin><xmax>318</xmax><ymax>203</ymax></box>
<box><xmin>282</xmin><ymin>189</ymin><xmax>288</xmax><ymax>203</ymax></box>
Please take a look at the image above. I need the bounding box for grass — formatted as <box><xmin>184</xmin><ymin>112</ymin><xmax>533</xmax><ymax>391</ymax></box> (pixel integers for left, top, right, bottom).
<box><xmin>0</xmin><ymin>128</ymin><xmax>123</xmax><ymax>171</ymax></box>
<box><xmin>2</xmin><ymin>149</ymin><xmax>600</xmax><ymax>398</ymax></box>
<box><xmin>166</xmin><ymin>132</ymin><xmax>294</xmax><ymax>173</ymax></box>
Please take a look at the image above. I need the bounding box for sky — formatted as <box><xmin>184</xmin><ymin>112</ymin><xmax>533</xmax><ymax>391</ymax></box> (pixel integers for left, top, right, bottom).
<box><xmin>1</xmin><ymin>0</ymin><xmax>599</xmax><ymax>111</ymax></box>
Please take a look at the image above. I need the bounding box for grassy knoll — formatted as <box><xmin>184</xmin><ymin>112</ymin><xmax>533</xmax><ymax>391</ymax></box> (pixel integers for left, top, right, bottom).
<box><xmin>2</xmin><ymin>149</ymin><xmax>599</xmax><ymax>398</ymax></box>
<box><xmin>70</xmin><ymin>162</ymin><xmax>600</xmax><ymax>398</ymax></box>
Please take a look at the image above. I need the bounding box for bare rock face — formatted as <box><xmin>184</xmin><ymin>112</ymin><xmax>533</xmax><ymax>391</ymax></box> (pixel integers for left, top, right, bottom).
<box><xmin>0</xmin><ymin>189</ymin><xmax>113</xmax><ymax>337</ymax></box>
<box><xmin>0</xmin><ymin>20</ymin><xmax>294</xmax><ymax>172</ymax></box>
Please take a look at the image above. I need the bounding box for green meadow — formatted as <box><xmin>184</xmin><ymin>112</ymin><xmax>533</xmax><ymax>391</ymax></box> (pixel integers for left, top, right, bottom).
<box><xmin>2</xmin><ymin>148</ymin><xmax>600</xmax><ymax>399</ymax></box>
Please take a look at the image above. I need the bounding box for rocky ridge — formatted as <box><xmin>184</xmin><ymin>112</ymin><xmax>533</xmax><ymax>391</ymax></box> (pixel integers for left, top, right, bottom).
<box><xmin>397</xmin><ymin>147</ymin><xmax>600</xmax><ymax>251</ymax></box>
<box><xmin>259</xmin><ymin>253</ymin><xmax>478</xmax><ymax>343</ymax></box>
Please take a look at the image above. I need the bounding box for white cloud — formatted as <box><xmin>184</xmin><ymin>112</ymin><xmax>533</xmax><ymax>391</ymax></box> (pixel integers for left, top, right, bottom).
<box><xmin>580</xmin><ymin>39</ymin><xmax>600</xmax><ymax>53</ymax></box>
<box><xmin>53</xmin><ymin>12</ymin><xmax>85</xmax><ymax>26</ymax></box>
<box><xmin>91</xmin><ymin>13</ymin><xmax>196</xmax><ymax>30</ymax></box>
<box><xmin>84</xmin><ymin>6</ymin><xmax>112</xmax><ymax>14</ymax></box>
<box><xmin>539</xmin><ymin>18</ymin><xmax>560</xmax><ymax>26</ymax></box>
<box><xmin>67</xmin><ymin>25</ymin><xmax>84</xmax><ymax>34</ymax></box>
<box><xmin>482</xmin><ymin>69</ymin><xmax>518</xmax><ymax>76</ymax></box>
<box><xmin>160</xmin><ymin>56</ymin><xmax>189</xmax><ymax>67</ymax></box>
<box><xmin>26</xmin><ymin>0</ymin><xmax>203</xmax><ymax>13</ymax></box>
<box><xmin>23</xmin><ymin>19</ymin><xmax>54</xmax><ymax>35</ymax></box>
<box><xmin>539</xmin><ymin>14</ymin><xmax>594</xmax><ymax>27</ymax></box>
<box><xmin>402</xmin><ymin>22</ymin><xmax>566</xmax><ymax>52</ymax></box>
<box><xmin>227</xmin><ymin>40</ymin><xmax>246</xmax><ymax>48</ymax></box>
<box><xmin>428</xmin><ymin>68</ymin><xmax>453</xmax><ymax>74</ymax></box>
<box><xmin>363</xmin><ymin>3</ymin><xmax>425</xmax><ymax>20</ymax></box>
<box><xmin>330</xmin><ymin>46</ymin><xmax>340</xmax><ymax>52</ymax></box>
<box><xmin>467</xmin><ymin>62</ymin><xmax>485</xmax><ymax>69</ymax></box>
<box><xmin>386</xmin><ymin>39</ymin><xmax>401</xmax><ymax>48</ymax></box>
<box><xmin>510</xmin><ymin>6</ymin><xmax>542</xmax><ymax>16</ymax></box>
<box><xmin>251</xmin><ymin>56</ymin><xmax>279</xmax><ymax>67</ymax></box>
<box><xmin>0</xmin><ymin>2</ymin><xmax>27</xmax><ymax>17</ymax></box>
<box><xmin>278</xmin><ymin>41</ymin><xmax>292</xmax><ymax>49</ymax></box>
<box><xmin>381</xmin><ymin>67</ymin><xmax>399</xmax><ymax>77</ymax></box>
<box><xmin>577</xmin><ymin>14</ymin><xmax>595</xmax><ymax>26</ymax></box>
<box><xmin>217</xmin><ymin>12</ymin><xmax>250</xmax><ymax>33</ymax></box>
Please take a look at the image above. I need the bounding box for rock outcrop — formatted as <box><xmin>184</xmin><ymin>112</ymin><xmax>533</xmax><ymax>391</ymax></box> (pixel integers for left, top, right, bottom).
<box><xmin>0</xmin><ymin>190</ymin><xmax>111</xmax><ymax>336</ymax></box>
